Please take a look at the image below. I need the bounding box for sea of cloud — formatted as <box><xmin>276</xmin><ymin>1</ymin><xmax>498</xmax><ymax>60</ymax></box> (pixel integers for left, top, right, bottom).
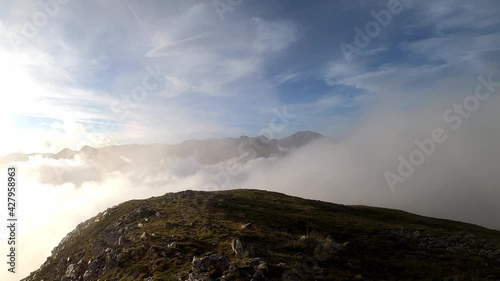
<box><xmin>1</xmin><ymin>88</ymin><xmax>499</xmax><ymax>280</ymax></box>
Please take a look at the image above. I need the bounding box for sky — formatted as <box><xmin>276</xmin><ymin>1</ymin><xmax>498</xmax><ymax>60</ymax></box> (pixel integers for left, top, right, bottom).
<box><xmin>0</xmin><ymin>0</ymin><xmax>497</xmax><ymax>155</ymax></box>
<box><xmin>0</xmin><ymin>1</ymin><xmax>500</xmax><ymax>279</ymax></box>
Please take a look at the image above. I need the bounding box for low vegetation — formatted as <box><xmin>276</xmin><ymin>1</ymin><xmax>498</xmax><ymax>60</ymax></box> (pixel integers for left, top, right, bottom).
<box><xmin>22</xmin><ymin>189</ymin><xmax>500</xmax><ymax>281</ymax></box>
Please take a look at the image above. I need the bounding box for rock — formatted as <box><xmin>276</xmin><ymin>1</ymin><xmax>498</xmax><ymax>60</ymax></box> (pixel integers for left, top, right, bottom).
<box><xmin>64</xmin><ymin>264</ymin><xmax>77</xmax><ymax>278</ymax></box>
<box><xmin>138</xmin><ymin>223</ymin><xmax>144</xmax><ymax>228</ymax></box>
<box><xmin>192</xmin><ymin>254</ymin><xmax>229</xmax><ymax>276</ymax></box>
<box><xmin>231</xmin><ymin>239</ymin><xmax>244</xmax><ymax>257</ymax></box>
<box><xmin>117</xmin><ymin>235</ymin><xmax>129</xmax><ymax>246</ymax></box>
<box><xmin>101</xmin><ymin>231</ymin><xmax>120</xmax><ymax>246</ymax></box>
<box><xmin>248</xmin><ymin>258</ymin><xmax>263</xmax><ymax>268</ymax></box>
<box><xmin>187</xmin><ymin>271</ymin><xmax>212</xmax><ymax>281</ymax></box>
<box><xmin>241</xmin><ymin>223</ymin><xmax>253</xmax><ymax>229</ymax></box>
<box><xmin>231</xmin><ymin>238</ymin><xmax>255</xmax><ymax>257</ymax></box>
<box><xmin>227</xmin><ymin>265</ymin><xmax>240</xmax><ymax>278</ymax></box>
<box><xmin>136</xmin><ymin>206</ymin><xmax>156</xmax><ymax>217</ymax></box>
<box><xmin>83</xmin><ymin>258</ymin><xmax>104</xmax><ymax>281</ymax></box>
<box><xmin>83</xmin><ymin>269</ymin><xmax>97</xmax><ymax>281</ymax></box>
<box><xmin>251</xmin><ymin>267</ymin><xmax>267</xmax><ymax>281</ymax></box>
<box><xmin>90</xmin><ymin>240</ymin><xmax>106</xmax><ymax>256</ymax></box>
<box><xmin>353</xmin><ymin>274</ymin><xmax>363</xmax><ymax>280</ymax></box>
<box><xmin>256</xmin><ymin>262</ymin><xmax>268</xmax><ymax>273</ymax></box>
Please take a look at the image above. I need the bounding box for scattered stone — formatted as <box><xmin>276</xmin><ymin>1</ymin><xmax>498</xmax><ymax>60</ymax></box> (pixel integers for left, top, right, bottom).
<box><xmin>117</xmin><ymin>235</ymin><xmax>129</xmax><ymax>246</ymax></box>
<box><xmin>90</xmin><ymin>240</ymin><xmax>106</xmax><ymax>256</ymax></box>
<box><xmin>192</xmin><ymin>254</ymin><xmax>230</xmax><ymax>276</ymax></box>
<box><xmin>187</xmin><ymin>271</ymin><xmax>212</xmax><ymax>281</ymax></box>
<box><xmin>64</xmin><ymin>264</ymin><xmax>76</xmax><ymax>278</ymax></box>
<box><xmin>231</xmin><ymin>238</ymin><xmax>255</xmax><ymax>257</ymax></box>
<box><xmin>101</xmin><ymin>231</ymin><xmax>120</xmax><ymax>246</ymax></box>
<box><xmin>248</xmin><ymin>260</ymin><xmax>269</xmax><ymax>281</ymax></box>
<box><xmin>231</xmin><ymin>239</ymin><xmax>244</xmax><ymax>257</ymax></box>
<box><xmin>136</xmin><ymin>206</ymin><xmax>156</xmax><ymax>217</ymax></box>
<box><xmin>241</xmin><ymin>223</ymin><xmax>253</xmax><ymax>229</ymax></box>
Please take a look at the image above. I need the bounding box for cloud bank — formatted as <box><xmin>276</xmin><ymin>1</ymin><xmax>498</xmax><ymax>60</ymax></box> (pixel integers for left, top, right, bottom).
<box><xmin>1</xmin><ymin>81</ymin><xmax>499</xmax><ymax>279</ymax></box>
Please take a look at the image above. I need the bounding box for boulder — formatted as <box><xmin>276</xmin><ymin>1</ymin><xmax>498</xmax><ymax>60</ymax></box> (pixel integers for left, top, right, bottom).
<box><xmin>135</xmin><ymin>206</ymin><xmax>156</xmax><ymax>217</ymax></box>
<box><xmin>231</xmin><ymin>238</ymin><xmax>255</xmax><ymax>257</ymax></box>
<box><xmin>192</xmin><ymin>254</ymin><xmax>229</xmax><ymax>276</ymax></box>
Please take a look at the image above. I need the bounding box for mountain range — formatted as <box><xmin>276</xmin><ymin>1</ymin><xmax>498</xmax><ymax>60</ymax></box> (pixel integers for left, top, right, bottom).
<box><xmin>0</xmin><ymin>131</ymin><xmax>325</xmax><ymax>169</ymax></box>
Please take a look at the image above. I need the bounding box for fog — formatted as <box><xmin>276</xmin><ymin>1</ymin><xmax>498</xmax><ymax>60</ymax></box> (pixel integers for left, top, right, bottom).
<box><xmin>1</xmin><ymin>86</ymin><xmax>499</xmax><ymax>280</ymax></box>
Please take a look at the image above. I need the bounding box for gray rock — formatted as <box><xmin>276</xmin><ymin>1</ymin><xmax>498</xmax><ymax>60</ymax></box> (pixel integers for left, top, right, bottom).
<box><xmin>231</xmin><ymin>238</ymin><xmax>255</xmax><ymax>257</ymax></box>
<box><xmin>251</xmin><ymin>269</ymin><xmax>266</xmax><ymax>281</ymax></box>
<box><xmin>64</xmin><ymin>264</ymin><xmax>77</xmax><ymax>278</ymax></box>
<box><xmin>90</xmin><ymin>240</ymin><xmax>106</xmax><ymax>256</ymax></box>
<box><xmin>231</xmin><ymin>239</ymin><xmax>244</xmax><ymax>257</ymax></box>
<box><xmin>187</xmin><ymin>271</ymin><xmax>212</xmax><ymax>281</ymax></box>
<box><xmin>102</xmin><ymin>231</ymin><xmax>120</xmax><ymax>246</ymax></box>
<box><xmin>192</xmin><ymin>254</ymin><xmax>229</xmax><ymax>275</ymax></box>
<box><xmin>136</xmin><ymin>206</ymin><xmax>156</xmax><ymax>217</ymax></box>
<box><xmin>241</xmin><ymin>223</ymin><xmax>253</xmax><ymax>229</ymax></box>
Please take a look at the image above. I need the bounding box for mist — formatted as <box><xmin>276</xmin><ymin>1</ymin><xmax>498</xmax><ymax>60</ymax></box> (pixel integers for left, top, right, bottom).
<box><xmin>1</xmin><ymin>83</ymin><xmax>499</xmax><ymax>280</ymax></box>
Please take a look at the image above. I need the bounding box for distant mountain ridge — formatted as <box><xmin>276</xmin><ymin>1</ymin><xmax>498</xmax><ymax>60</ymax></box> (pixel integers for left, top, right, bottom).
<box><xmin>0</xmin><ymin>131</ymin><xmax>325</xmax><ymax>168</ymax></box>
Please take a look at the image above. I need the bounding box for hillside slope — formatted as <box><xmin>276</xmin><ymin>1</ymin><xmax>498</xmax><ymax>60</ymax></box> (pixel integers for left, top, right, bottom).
<box><xmin>22</xmin><ymin>189</ymin><xmax>500</xmax><ymax>281</ymax></box>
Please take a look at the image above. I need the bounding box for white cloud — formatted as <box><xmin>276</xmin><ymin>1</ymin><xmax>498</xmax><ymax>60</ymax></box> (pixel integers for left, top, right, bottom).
<box><xmin>4</xmin><ymin>91</ymin><xmax>500</xmax><ymax>280</ymax></box>
<box><xmin>324</xmin><ymin>60</ymin><xmax>365</xmax><ymax>86</ymax></box>
<box><xmin>251</xmin><ymin>18</ymin><xmax>301</xmax><ymax>53</ymax></box>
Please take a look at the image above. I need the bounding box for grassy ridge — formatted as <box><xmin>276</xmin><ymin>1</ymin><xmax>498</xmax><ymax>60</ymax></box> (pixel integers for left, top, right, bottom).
<box><xmin>23</xmin><ymin>189</ymin><xmax>500</xmax><ymax>281</ymax></box>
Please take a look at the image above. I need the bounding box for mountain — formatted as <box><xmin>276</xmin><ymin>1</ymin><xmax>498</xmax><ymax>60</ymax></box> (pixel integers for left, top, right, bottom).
<box><xmin>22</xmin><ymin>189</ymin><xmax>500</xmax><ymax>281</ymax></box>
<box><xmin>0</xmin><ymin>131</ymin><xmax>325</xmax><ymax>169</ymax></box>
<box><xmin>277</xmin><ymin>131</ymin><xmax>324</xmax><ymax>149</ymax></box>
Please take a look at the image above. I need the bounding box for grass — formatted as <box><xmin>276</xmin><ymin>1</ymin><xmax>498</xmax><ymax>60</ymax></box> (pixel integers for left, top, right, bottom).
<box><xmin>23</xmin><ymin>189</ymin><xmax>500</xmax><ymax>281</ymax></box>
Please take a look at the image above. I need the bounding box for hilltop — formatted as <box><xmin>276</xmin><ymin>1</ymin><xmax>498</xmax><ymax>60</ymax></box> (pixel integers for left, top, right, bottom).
<box><xmin>22</xmin><ymin>189</ymin><xmax>500</xmax><ymax>281</ymax></box>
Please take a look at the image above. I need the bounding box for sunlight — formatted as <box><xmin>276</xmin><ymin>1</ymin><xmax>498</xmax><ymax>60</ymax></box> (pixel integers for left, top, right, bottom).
<box><xmin>0</xmin><ymin>50</ymin><xmax>38</xmax><ymax>155</ymax></box>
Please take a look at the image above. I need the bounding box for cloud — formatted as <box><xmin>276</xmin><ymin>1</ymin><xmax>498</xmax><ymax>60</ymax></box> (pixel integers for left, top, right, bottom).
<box><xmin>0</xmin><ymin>3</ymin><xmax>499</xmax><ymax>280</ymax></box>
<box><xmin>409</xmin><ymin>0</ymin><xmax>500</xmax><ymax>34</ymax></box>
<box><xmin>5</xmin><ymin>86</ymin><xmax>500</xmax><ymax>279</ymax></box>
<box><xmin>273</xmin><ymin>71</ymin><xmax>302</xmax><ymax>85</ymax></box>
<box><xmin>251</xmin><ymin>18</ymin><xmax>301</xmax><ymax>53</ymax></box>
<box><xmin>145</xmin><ymin>33</ymin><xmax>213</xmax><ymax>58</ymax></box>
<box><xmin>324</xmin><ymin>60</ymin><xmax>365</xmax><ymax>86</ymax></box>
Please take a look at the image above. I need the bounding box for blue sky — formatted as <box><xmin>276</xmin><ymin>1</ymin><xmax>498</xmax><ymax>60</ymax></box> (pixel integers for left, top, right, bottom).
<box><xmin>0</xmin><ymin>0</ymin><xmax>499</xmax><ymax>154</ymax></box>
